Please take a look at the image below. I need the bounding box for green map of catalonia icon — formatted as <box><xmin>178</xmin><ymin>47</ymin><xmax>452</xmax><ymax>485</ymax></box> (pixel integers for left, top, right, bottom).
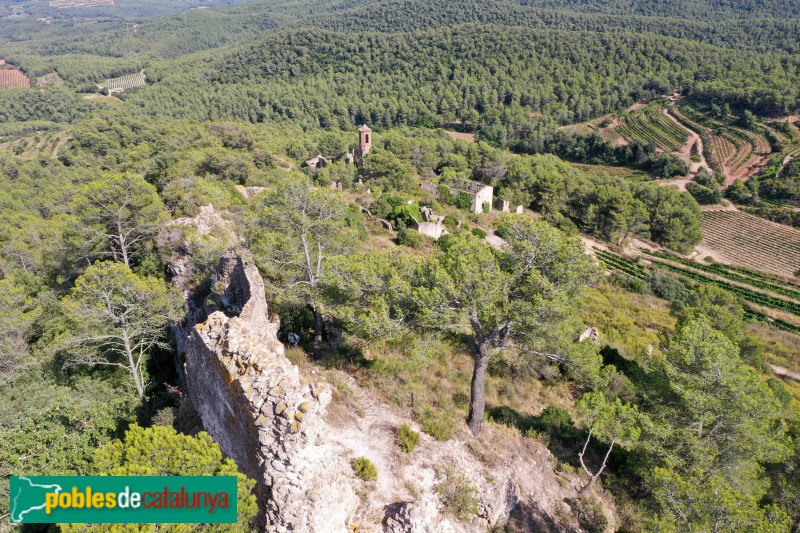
<box><xmin>10</xmin><ymin>476</ymin><xmax>63</xmax><ymax>523</ymax></box>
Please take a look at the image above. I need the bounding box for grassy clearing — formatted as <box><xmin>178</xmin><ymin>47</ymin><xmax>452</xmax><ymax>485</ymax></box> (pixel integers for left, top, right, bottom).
<box><xmin>571</xmin><ymin>163</ymin><xmax>651</xmax><ymax>182</ymax></box>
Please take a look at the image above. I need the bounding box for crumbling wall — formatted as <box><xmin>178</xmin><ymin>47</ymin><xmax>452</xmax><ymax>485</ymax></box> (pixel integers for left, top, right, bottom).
<box><xmin>179</xmin><ymin>252</ymin><xmax>356</xmax><ymax>531</ymax></box>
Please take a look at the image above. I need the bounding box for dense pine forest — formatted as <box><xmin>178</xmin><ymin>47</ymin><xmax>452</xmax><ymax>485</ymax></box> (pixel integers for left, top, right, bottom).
<box><xmin>2</xmin><ymin>0</ymin><xmax>800</xmax><ymax>531</ymax></box>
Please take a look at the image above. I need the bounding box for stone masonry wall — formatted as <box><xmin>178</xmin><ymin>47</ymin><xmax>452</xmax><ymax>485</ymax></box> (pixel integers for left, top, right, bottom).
<box><xmin>179</xmin><ymin>252</ymin><xmax>356</xmax><ymax>532</ymax></box>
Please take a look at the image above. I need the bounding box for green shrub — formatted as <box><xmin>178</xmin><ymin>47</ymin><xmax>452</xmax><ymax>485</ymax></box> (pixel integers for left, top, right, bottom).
<box><xmin>647</xmin><ymin>270</ymin><xmax>689</xmax><ymax>303</ymax></box>
<box><xmin>397</xmin><ymin>228</ymin><xmax>424</xmax><ymax>248</ymax></box>
<box><xmin>452</xmin><ymin>392</ymin><xmax>469</xmax><ymax>408</ymax></box>
<box><xmin>443</xmin><ymin>214</ymin><xmax>460</xmax><ymax>230</ymax></box>
<box><xmin>523</xmin><ymin>428</ymin><xmax>550</xmax><ymax>447</ymax></box>
<box><xmin>351</xmin><ymin>457</ymin><xmax>378</xmax><ymax>481</ymax></box>
<box><xmin>471</xmin><ymin>227</ymin><xmax>487</xmax><ymax>239</ymax></box>
<box><xmin>767</xmin><ymin>378</ymin><xmax>793</xmax><ymax>408</ymax></box>
<box><xmin>687</xmin><ymin>181</ymin><xmax>723</xmax><ymax>205</ymax></box>
<box><xmin>419</xmin><ymin>406</ymin><xmax>455</xmax><ymax>441</ymax></box>
<box><xmin>456</xmin><ymin>192</ymin><xmax>473</xmax><ymax>210</ymax></box>
<box><xmin>568</xmin><ymin>497</ymin><xmax>608</xmax><ymax>533</ymax></box>
<box><xmin>609</xmin><ymin>271</ymin><xmax>648</xmax><ymax>294</ymax></box>
<box><xmin>396</xmin><ymin>424</ymin><xmax>421</xmax><ymax>453</ymax></box>
<box><xmin>538</xmin><ymin>405</ymin><xmax>573</xmax><ymax>432</ymax></box>
<box><xmin>437</xmin><ymin>467</ymin><xmax>479</xmax><ymax>521</ymax></box>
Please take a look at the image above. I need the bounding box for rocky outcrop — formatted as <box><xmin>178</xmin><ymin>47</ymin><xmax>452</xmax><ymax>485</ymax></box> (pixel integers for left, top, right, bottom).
<box><xmin>170</xmin><ymin>207</ymin><xmax>587</xmax><ymax>532</ymax></box>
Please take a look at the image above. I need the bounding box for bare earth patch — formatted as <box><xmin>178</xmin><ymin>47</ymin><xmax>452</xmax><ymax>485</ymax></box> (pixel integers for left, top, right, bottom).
<box><xmin>444</xmin><ymin>130</ymin><xmax>476</xmax><ymax>142</ymax></box>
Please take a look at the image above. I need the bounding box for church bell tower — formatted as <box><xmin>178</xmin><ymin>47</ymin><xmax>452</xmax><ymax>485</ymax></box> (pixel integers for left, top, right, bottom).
<box><xmin>358</xmin><ymin>124</ymin><xmax>372</xmax><ymax>157</ymax></box>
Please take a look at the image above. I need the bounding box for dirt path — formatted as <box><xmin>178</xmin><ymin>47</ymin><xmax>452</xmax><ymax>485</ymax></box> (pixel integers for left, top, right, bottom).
<box><xmin>663</xmin><ymin>106</ymin><xmax>711</xmax><ymax>178</ymax></box>
<box><xmin>770</xmin><ymin>364</ymin><xmax>800</xmax><ymax>382</ymax></box>
<box><xmin>658</xmin><ymin>177</ymin><xmax>691</xmax><ymax>192</ymax></box>
<box><xmin>769</xmin><ymin>115</ymin><xmax>800</xmax><ymax>137</ymax></box>
<box><xmin>775</xmin><ymin>147</ymin><xmax>800</xmax><ymax>178</ymax></box>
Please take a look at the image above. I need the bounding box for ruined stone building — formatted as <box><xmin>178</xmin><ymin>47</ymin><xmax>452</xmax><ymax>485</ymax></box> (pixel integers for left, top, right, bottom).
<box><xmin>412</xmin><ymin>206</ymin><xmax>447</xmax><ymax>240</ymax></box>
<box><xmin>422</xmin><ymin>179</ymin><xmax>494</xmax><ymax>214</ymax></box>
<box><xmin>453</xmin><ymin>180</ymin><xmax>493</xmax><ymax>214</ymax></box>
<box><xmin>495</xmin><ymin>199</ymin><xmax>524</xmax><ymax>214</ymax></box>
<box><xmin>304</xmin><ymin>125</ymin><xmax>372</xmax><ymax>169</ymax></box>
<box><xmin>303</xmin><ymin>154</ymin><xmax>329</xmax><ymax>169</ymax></box>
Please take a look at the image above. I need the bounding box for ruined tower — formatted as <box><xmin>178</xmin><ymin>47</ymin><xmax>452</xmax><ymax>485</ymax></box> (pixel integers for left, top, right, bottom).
<box><xmin>358</xmin><ymin>124</ymin><xmax>372</xmax><ymax>157</ymax></box>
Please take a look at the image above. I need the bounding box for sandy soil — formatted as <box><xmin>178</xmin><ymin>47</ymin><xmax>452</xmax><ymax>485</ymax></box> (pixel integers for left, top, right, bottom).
<box><xmin>770</xmin><ymin>364</ymin><xmax>800</xmax><ymax>382</ymax></box>
<box><xmin>83</xmin><ymin>93</ymin><xmax>121</xmax><ymax>102</ymax></box>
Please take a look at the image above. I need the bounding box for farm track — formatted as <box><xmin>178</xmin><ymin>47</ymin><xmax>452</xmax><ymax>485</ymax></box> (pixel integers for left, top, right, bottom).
<box><xmin>673</xmin><ymin>103</ymin><xmax>771</xmax><ymax>186</ymax></box>
<box><xmin>663</xmin><ymin>106</ymin><xmax>710</xmax><ymax>178</ymax></box>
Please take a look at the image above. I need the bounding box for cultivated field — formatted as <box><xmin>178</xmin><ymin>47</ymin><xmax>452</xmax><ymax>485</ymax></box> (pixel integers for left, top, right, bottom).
<box><xmin>596</xmin><ymin>246</ymin><xmax>800</xmax><ymax>335</ymax></box>
<box><xmin>700</xmin><ymin>210</ymin><xmax>800</xmax><ymax>278</ymax></box>
<box><xmin>444</xmin><ymin>130</ymin><xmax>476</xmax><ymax>142</ymax></box>
<box><xmin>616</xmin><ymin>108</ymin><xmax>689</xmax><ymax>152</ymax></box>
<box><xmin>0</xmin><ymin>68</ymin><xmax>31</xmax><ymax>88</ymax></box>
<box><xmin>99</xmin><ymin>70</ymin><xmax>146</xmax><ymax>93</ymax></box>
<box><xmin>672</xmin><ymin>104</ymin><xmax>772</xmax><ymax>184</ymax></box>
<box><xmin>0</xmin><ymin>131</ymin><xmax>70</xmax><ymax>159</ymax></box>
<box><xmin>49</xmin><ymin>0</ymin><xmax>114</xmax><ymax>8</ymax></box>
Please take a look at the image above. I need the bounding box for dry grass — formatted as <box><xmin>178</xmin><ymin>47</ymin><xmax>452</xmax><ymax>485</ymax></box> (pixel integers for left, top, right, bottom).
<box><xmin>571</xmin><ymin>162</ymin><xmax>651</xmax><ymax>182</ymax></box>
<box><xmin>443</xmin><ymin>130</ymin><xmax>476</xmax><ymax>143</ymax></box>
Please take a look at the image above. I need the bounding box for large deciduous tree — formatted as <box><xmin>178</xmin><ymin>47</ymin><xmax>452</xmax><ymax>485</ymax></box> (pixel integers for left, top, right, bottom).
<box><xmin>62</xmin><ymin>261</ymin><xmax>183</xmax><ymax>402</ymax></box>
<box><xmin>414</xmin><ymin>216</ymin><xmax>596</xmax><ymax>435</ymax></box>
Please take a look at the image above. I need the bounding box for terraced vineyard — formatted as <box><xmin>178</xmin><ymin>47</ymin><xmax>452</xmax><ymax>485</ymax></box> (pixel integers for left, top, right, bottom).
<box><xmin>644</xmin><ymin>250</ymin><xmax>800</xmax><ymax>298</ymax></box>
<box><xmin>99</xmin><ymin>71</ymin><xmax>146</xmax><ymax>93</ymax></box>
<box><xmin>616</xmin><ymin>108</ymin><xmax>688</xmax><ymax>152</ymax></box>
<box><xmin>673</xmin><ymin>104</ymin><xmax>771</xmax><ymax>182</ymax></box>
<box><xmin>701</xmin><ymin>210</ymin><xmax>800</xmax><ymax>278</ymax></box>
<box><xmin>762</xmin><ymin>198</ymin><xmax>799</xmax><ymax>209</ymax></box>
